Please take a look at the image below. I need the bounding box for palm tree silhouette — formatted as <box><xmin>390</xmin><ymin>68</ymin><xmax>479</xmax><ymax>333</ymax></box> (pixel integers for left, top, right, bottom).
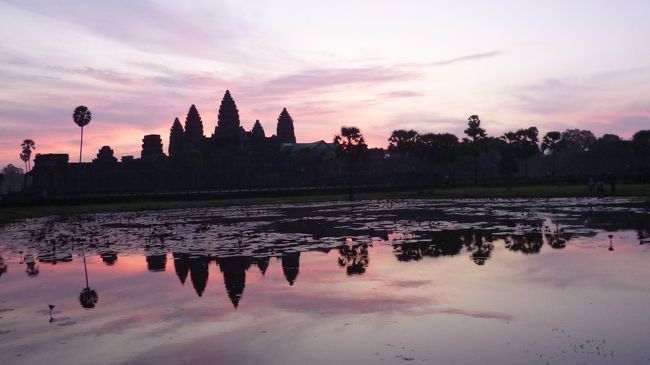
<box><xmin>20</xmin><ymin>139</ymin><xmax>35</xmax><ymax>172</ymax></box>
<box><xmin>334</xmin><ymin>126</ymin><xmax>367</xmax><ymax>200</ymax></box>
<box><xmin>72</xmin><ymin>106</ymin><xmax>92</xmax><ymax>163</ymax></box>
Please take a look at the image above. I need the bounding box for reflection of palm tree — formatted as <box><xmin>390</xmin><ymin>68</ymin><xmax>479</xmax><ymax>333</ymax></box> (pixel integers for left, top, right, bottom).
<box><xmin>393</xmin><ymin>230</ymin><xmax>467</xmax><ymax>262</ymax></box>
<box><xmin>79</xmin><ymin>288</ymin><xmax>98</xmax><ymax>309</ymax></box>
<box><xmin>545</xmin><ymin>233</ymin><xmax>568</xmax><ymax>249</ymax></box>
<box><xmin>470</xmin><ymin>244</ymin><xmax>493</xmax><ymax>265</ymax></box>
<box><xmin>338</xmin><ymin>244</ymin><xmax>369</xmax><ymax>275</ymax></box>
<box><xmin>282</xmin><ymin>252</ymin><xmax>300</xmax><ymax>286</ymax></box>
<box><xmin>79</xmin><ymin>252</ymin><xmax>98</xmax><ymax>309</ymax></box>
<box><xmin>504</xmin><ymin>233</ymin><xmax>544</xmax><ymax>255</ymax></box>
<box><xmin>467</xmin><ymin>231</ymin><xmax>494</xmax><ymax>266</ymax></box>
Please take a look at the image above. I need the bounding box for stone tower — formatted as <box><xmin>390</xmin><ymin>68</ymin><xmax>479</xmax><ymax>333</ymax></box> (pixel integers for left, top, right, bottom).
<box><xmin>93</xmin><ymin>146</ymin><xmax>117</xmax><ymax>164</ymax></box>
<box><xmin>169</xmin><ymin>117</ymin><xmax>184</xmax><ymax>158</ymax></box>
<box><xmin>184</xmin><ymin>105</ymin><xmax>204</xmax><ymax>143</ymax></box>
<box><xmin>251</xmin><ymin>120</ymin><xmax>266</xmax><ymax>141</ymax></box>
<box><xmin>213</xmin><ymin>90</ymin><xmax>241</xmax><ymax>144</ymax></box>
<box><xmin>276</xmin><ymin>108</ymin><xmax>296</xmax><ymax>144</ymax></box>
<box><xmin>141</xmin><ymin>134</ymin><xmax>164</xmax><ymax>160</ymax></box>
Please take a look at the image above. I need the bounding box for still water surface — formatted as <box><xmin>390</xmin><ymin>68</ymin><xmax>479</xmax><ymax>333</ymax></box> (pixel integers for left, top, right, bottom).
<box><xmin>1</xmin><ymin>198</ymin><xmax>649</xmax><ymax>364</ymax></box>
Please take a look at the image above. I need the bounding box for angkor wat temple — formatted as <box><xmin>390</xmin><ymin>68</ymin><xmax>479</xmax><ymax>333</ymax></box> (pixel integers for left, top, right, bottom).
<box><xmin>26</xmin><ymin>90</ymin><xmax>646</xmax><ymax>198</ymax></box>
<box><xmin>30</xmin><ymin>91</ymin><xmax>378</xmax><ymax>197</ymax></box>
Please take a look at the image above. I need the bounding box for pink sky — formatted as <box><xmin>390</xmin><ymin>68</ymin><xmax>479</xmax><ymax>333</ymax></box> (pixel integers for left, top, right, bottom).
<box><xmin>1</xmin><ymin>0</ymin><xmax>650</xmax><ymax>168</ymax></box>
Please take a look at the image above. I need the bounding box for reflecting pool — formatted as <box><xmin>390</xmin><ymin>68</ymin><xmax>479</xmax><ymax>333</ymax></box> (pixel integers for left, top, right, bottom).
<box><xmin>1</xmin><ymin>197</ymin><xmax>649</xmax><ymax>364</ymax></box>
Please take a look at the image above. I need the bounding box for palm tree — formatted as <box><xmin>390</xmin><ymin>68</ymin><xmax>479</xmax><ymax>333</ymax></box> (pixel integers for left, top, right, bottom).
<box><xmin>19</xmin><ymin>139</ymin><xmax>35</xmax><ymax>172</ymax></box>
<box><xmin>541</xmin><ymin>131</ymin><xmax>566</xmax><ymax>180</ymax></box>
<box><xmin>72</xmin><ymin>106</ymin><xmax>92</xmax><ymax>163</ymax></box>
<box><xmin>463</xmin><ymin>115</ymin><xmax>487</xmax><ymax>185</ymax></box>
<box><xmin>334</xmin><ymin>126</ymin><xmax>367</xmax><ymax>200</ymax></box>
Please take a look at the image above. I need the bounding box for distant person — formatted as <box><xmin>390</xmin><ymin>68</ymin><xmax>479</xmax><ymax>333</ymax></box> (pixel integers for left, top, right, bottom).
<box><xmin>587</xmin><ymin>178</ymin><xmax>595</xmax><ymax>192</ymax></box>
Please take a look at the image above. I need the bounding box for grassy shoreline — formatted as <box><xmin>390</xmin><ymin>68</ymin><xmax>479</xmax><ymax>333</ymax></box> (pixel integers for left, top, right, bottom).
<box><xmin>1</xmin><ymin>184</ymin><xmax>648</xmax><ymax>224</ymax></box>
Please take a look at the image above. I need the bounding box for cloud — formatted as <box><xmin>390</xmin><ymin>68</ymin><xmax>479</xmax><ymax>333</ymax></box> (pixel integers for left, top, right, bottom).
<box><xmin>2</xmin><ymin>0</ymin><xmax>250</xmax><ymax>62</ymax></box>
<box><xmin>507</xmin><ymin>67</ymin><xmax>650</xmax><ymax>137</ymax></box>
<box><xmin>75</xmin><ymin>67</ymin><xmax>149</xmax><ymax>87</ymax></box>
<box><xmin>429</xmin><ymin>50</ymin><xmax>503</xmax><ymax>66</ymax></box>
<box><xmin>250</xmin><ymin>67</ymin><xmax>417</xmax><ymax>97</ymax></box>
<box><xmin>436</xmin><ymin>307</ymin><xmax>514</xmax><ymax>321</ymax></box>
<box><xmin>382</xmin><ymin>90</ymin><xmax>424</xmax><ymax>98</ymax></box>
<box><xmin>515</xmin><ymin>67</ymin><xmax>650</xmax><ymax>117</ymax></box>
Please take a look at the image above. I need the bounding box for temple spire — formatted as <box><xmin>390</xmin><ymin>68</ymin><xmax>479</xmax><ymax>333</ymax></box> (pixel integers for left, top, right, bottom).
<box><xmin>184</xmin><ymin>105</ymin><xmax>204</xmax><ymax>143</ymax></box>
<box><xmin>169</xmin><ymin>117</ymin><xmax>184</xmax><ymax>158</ymax></box>
<box><xmin>214</xmin><ymin>90</ymin><xmax>241</xmax><ymax>143</ymax></box>
<box><xmin>276</xmin><ymin>108</ymin><xmax>296</xmax><ymax>144</ymax></box>
<box><xmin>251</xmin><ymin>120</ymin><xmax>265</xmax><ymax>140</ymax></box>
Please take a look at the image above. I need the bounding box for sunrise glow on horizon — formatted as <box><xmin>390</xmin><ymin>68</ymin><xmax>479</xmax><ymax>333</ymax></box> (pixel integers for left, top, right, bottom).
<box><xmin>1</xmin><ymin>0</ymin><xmax>650</xmax><ymax>167</ymax></box>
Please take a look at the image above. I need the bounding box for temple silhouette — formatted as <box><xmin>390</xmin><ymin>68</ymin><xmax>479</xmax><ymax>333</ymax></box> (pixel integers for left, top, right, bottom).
<box><xmin>13</xmin><ymin>89</ymin><xmax>649</xmax><ymax>198</ymax></box>
<box><xmin>29</xmin><ymin>90</ymin><xmax>353</xmax><ymax>196</ymax></box>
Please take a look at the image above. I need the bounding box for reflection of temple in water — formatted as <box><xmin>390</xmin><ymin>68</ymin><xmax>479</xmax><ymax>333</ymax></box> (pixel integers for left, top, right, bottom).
<box><xmin>282</xmin><ymin>252</ymin><xmax>300</xmax><ymax>286</ymax></box>
<box><xmin>255</xmin><ymin>256</ymin><xmax>270</xmax><ymax>275</ymax></box>
<box><xmin>100</xmin><ymin>251</ymin><xmax>118</xmax><ymax>265</ymax></box>
<box><xmin>218</xmin><ymin>256</ymin><xmax>252</xmax><ymax>308</ymax></box>
<box><xmin>38</xmin><ymin>242</ymin><xmax>73</xmax><ymax>264</ymax></box>
<box><xmin>172</xmin><ymin>253</ymin><xmax>210</xmax><ymax>297</ymax></box>
<box><xmin>146</xmin><ymin>253</ymin><xmax>167</xmax><ymax>272</ymax></box>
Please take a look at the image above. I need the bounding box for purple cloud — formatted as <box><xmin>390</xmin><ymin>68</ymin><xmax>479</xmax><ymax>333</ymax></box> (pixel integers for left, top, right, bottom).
<box><xmin>382</xmin><ymin>90</ymin><xmax>424</xmax><ymax>98</ymax></box>
<box><xmin>429</xmin><ymin>50</ymin><xmax>503</xmax><ymax>66</ymax></box>
<box><xmin>251</xmin><ymin>67</ymin><xmax>417</xmax><ymax>96</ymax></box>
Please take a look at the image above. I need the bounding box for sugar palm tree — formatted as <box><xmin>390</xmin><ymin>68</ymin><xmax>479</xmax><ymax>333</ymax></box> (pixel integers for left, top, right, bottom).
<box><xmin>72</xmin><ymin>106</ymin><xmax>92</xmax><ymax>163</ymax></box>
<box><xmin>20</xmin><ymin>139</ymin><xmax>35</xmax><ymax>172</ymax></box>
<box><xmin>334</xmin><ymin>126</ymin><xmax>367</xmax><ymax>200</ymax></box>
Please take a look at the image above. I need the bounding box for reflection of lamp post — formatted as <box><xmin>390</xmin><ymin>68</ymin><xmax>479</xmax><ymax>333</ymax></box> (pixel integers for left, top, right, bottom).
<box><xmin>79</xmin><ymin>251</ymin><xmax>98</xmax><ymax>309</ymax></box>
<box><xmin>608</xmin><ymin>234</ymin><xmax>614</xmax><ymax>251</ymax></box>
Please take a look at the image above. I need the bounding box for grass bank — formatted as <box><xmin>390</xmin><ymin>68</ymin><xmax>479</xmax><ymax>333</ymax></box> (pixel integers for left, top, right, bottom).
<box><xmin>421</xmin><ymin>184</ymin><xmax>650</xmax><ymax>199</ymax></box>
<box><xmin>1</xmin><ymin>184</ymin><xmax>648</xmax><ymax>224</ymax></box>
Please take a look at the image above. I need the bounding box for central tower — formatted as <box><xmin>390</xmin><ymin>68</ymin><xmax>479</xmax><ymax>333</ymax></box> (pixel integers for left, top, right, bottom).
<box><xmin>213</xmin><ymin>90</ymin><xmax>241</xmax><ymax>144</ymax></box>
